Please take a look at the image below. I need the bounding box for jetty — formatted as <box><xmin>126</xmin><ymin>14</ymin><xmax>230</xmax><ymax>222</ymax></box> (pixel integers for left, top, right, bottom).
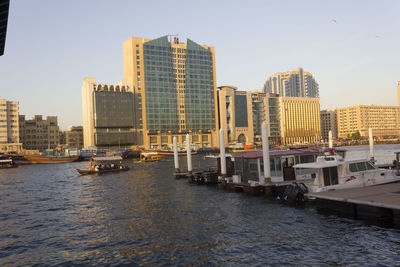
<box><xmin>306</xmin><ymin>183</ymin><xmax>400</xmax><ymax>226</ymax></box>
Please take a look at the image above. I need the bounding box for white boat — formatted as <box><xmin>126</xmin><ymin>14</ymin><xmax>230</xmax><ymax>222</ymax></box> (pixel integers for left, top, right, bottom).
<box><xmin>293</xmin><ymin>154</ymin><xmax>400</xmax><ymax>194</ymax></box>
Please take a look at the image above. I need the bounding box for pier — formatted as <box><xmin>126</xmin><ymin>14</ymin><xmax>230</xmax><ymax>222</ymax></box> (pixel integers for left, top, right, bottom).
<box><xmin>306</xmin><ymin>183</ymin><xmax>400</xmax><ymax>226</ymax></box>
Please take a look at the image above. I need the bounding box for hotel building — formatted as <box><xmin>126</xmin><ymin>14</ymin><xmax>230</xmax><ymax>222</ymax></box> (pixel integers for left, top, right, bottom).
<box><xmin>0</xmin><ymin>99</ymin><xmax>21</xmax><ymax>152</ymax></box>
<box><xmin>123</xmin><ymin>35</ymin><xmax>219</xmax><ymax>149</ymax></box>
<box><xmin>264</xmin><ymin>67</ymin><xmax>319</xmax><ymax>98</ymax></box>
<box><xmin>217</xmin><ymin>86</ymin><xmax>254</xmax><ymax>145</ymax></box>
<box><xmin>81</xmin><ymin>78</ymin><xmax>136</xmax><ymax>148</ymax></box>
<box><xmin>336</xmin><ymin>105</ymin><xmax>400</xmax><ymax>138</ymax></box>
<box><xmin>19</xmin><ymin>115</ymin><xmax>60</xmax><ymax>151</ymax></box>
<box><xmin>320</xmin><ymin>109</ymin><xmax>338</xmax><ymax>141</ymax></box>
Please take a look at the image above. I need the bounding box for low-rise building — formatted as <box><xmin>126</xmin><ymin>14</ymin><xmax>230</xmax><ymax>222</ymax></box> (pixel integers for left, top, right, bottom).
<box><xmin>66</xmin><ymin>126</ymin><xmax>83</xmax><ymax>149</ymax></box>
<box><xmin>0</xmin><ymin>99</ymin><xmax>21</xmax><ymax>152</ymax></box>
<box><xmin>19</xmin><ymin>115</ymin><xmax>60</xmax><ymax>151</ymax></box>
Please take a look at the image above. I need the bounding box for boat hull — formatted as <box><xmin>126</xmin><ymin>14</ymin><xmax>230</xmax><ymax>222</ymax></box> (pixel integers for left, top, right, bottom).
<box><xmin>24</xmin><ymin>155</ymin><xmax>79</xmax><ymax>164</ymax></box>
<box><xmin>76</xmin><ymin>167</ymin><xmax>129</xmax><ymax>175</ymax></box>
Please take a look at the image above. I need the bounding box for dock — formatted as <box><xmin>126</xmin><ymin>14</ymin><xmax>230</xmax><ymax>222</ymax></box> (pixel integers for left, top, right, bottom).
<box><xmin>306</xmin><ymin>183</ymin><xmax>400</xmax><ymax>226</ymax></box>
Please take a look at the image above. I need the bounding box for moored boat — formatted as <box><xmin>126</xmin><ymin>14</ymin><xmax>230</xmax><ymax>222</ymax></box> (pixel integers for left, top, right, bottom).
<box><xmin>140</xmin><ymin>152</ymin><xmax>162</xmax><ymax>162</ymax></box>
<box><xmin>0</xmin><ymin>155</ymin><xmax>18</xmax><ymax>168</ymax></box>
<box><xmin>24</xmin><ymin>155</ymin><xmax>79</xmax><ymax>164</ymax></box>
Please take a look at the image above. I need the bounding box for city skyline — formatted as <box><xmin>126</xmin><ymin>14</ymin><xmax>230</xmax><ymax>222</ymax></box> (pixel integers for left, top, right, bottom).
<box><xmin>1</xmin><ymin>0</ymin><xmax>400</xmax><ymax>129</ymax></box>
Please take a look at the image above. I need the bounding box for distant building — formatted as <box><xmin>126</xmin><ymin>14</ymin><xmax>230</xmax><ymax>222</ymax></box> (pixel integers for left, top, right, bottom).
<box><xmin>264</xmin><ymin>67</ymin><xmax>319</xmax><ymax>98</ymax></box>
<box><xmin>217</xmin><ymin>86</ymin><xmax>254</xmax><ymax>145</ymax></box>
<box><xmin>82</xmin><ymin>77</ymin><xmax>136</xmax><ymax>148</ymax></box>
<box><xmin>19</xmin><ymin>115</ymin><xmax>60</xmax><ymax>151</ymax></box>
<box><xmin>320</xmin><ymin>109</ymin><xmax>337</xmax><ymax>141</ymax></box>
<box><xmin>398</xmin><ymin>81</ymin><xmax>400</xmax><ymax>106</ymax></box>
<box><xmin>66</xmin><ymin>126</ymin><xmax>83</xmax><ymax>149</ymax></box>
<box><xmin>123</xmin><ymin>35</ymin><xmax>219</xmax><ymax>149</ymax></box>
<box><xmin>336</xmin><ymin>105</ymin><xmax>400</xmax><ymax>138</ymax></box>
<box><xmin>0</xmin><ymin>99</ymin><xmax>21</xmax><ymax>152</ymax></box>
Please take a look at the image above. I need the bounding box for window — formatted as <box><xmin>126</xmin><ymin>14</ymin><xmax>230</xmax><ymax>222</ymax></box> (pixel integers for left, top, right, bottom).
<box><xmin>356</xmin><ymin>162</ymin><xmax>367</xmax><ymax>171</ymax></box>
<box><xmin>349</xmin><ymin>163</ymin><xmax>358</xmax><ymax>172</ymax></box>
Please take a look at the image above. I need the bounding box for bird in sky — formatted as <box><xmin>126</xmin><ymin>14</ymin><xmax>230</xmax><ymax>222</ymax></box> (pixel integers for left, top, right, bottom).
<box><xmin>331</xmin><ymin>19</ymin><xmax>337</xmax><ymax>23</ymax></box>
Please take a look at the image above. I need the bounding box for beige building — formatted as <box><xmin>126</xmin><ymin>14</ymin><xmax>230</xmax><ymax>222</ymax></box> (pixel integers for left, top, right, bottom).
<box><xmin>320</xmin><ymin>109</ymin><xmax>337</xmax><ymax>141</ymax></box>
<box><xmin>275</xmin><ymin>96</ymin><xmax>321</xmax><ymax>145</ymax></box>
<box><xmin>0</xmin><ymin>99</ymin><xmax>21</xmax><ymax>152</ymax></box>
<box><xmin>336</xmin><ymin>105</ymin><xmax>400</xmax><ymax>138</ymax></box>
<box><xmin>19</xmin><ymin>115</ymin><xmax>60</xmax><ymax>151</ymax></box>
<box><xmin>82</xmin><ymin>78</ymin><xmax>136</xmax><ymax>148</ymax></box>
<box><xmin>264</xmin><ymin>67</ymin><xmax>319</xmax><ymax>98</ymax></box>
<box><xmin>123</xmin><ymin>35</ymin><xmax>219</xmax><ymax>149</ymax></box>
<box><xmin>398</xmin><ymin>81</ymin><xmax>400</xmax><ymax>106</ymax></box>
<box><xmin>66</xmin><ymin>126</ymin><xmax>83</xmax><ymax>149</ymax></box>
<box><xmin>217</xmin><ymin>86</ymin><xmax>254</xmax><ymax>145</ymax></box>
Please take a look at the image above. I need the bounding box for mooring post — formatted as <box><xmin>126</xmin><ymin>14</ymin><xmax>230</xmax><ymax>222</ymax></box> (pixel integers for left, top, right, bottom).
<box><xmin>173</xmin><ymin>136</ymin><xmax>179</xmax><ymax>173</ymax></box>
<box><xmin>262</xmin><ymin>122</ymin><xmax>270</xmax><ymax>184</ymax></box>
<box><xmin>328</xmin><ymin>130</ymin><xmax>333</xmax><ymax>149</ymax></box>
<box><xmin>219</xmin><ymin>128</ymin><xmax>227</xmax><ymax>181</ymax></box>
<box><xmin>186</xmin><ymin>134</ymin><xmax>192</xmax><ymax>176</ymax></box>
<box><xmin>369</xmin><ymin>128</ymin><xmax>374</xmax><ymax>162</ymax></box>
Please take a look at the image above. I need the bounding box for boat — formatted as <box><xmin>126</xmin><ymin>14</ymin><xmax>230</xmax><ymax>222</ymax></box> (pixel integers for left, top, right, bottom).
<box><xmin>293</xmin><ymin>154</ymin><xmax>400</xmax><ymax>195</ymax></box>
<box><xmin>140</xmin><ymin>152</ymin><xmax>162</xmax><ymax>162</ymax></box>
<box><xmin>76</xmin><ymin>156</ymin><xmax>129</xmax><ymax>175</ymax></box>
<box><xmin>24</xmin><ymin>155</ymin><xmax>79</xmax><ymax>164</ymax></box>
<box><xmin>0</xmin><ymin>155</ymin><xmax>18</xmax><ymax>168</ymax></box>
<box><xmin>141</xmin><ymin>149</ymin><xmax>198</xmax><ymax>157</ymax></box>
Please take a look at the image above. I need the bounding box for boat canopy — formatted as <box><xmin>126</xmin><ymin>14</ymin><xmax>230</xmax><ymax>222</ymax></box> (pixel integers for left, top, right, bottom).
<box><xmin>234</xmin><ymin>147</ymin><xmax>346</xmax><ymax>159</ymax></box>
<box><xmin>92</xmin><ymin>156</ymin><xmax>123</xmax><ymax>162</ymax></box>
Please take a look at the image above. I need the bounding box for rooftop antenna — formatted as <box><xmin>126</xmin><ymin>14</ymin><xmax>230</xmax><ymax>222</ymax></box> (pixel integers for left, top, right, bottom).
<box><xmin>168</xmin><ymin>34</ymin><xmax>179</xmax><ymax>43</ymax></box>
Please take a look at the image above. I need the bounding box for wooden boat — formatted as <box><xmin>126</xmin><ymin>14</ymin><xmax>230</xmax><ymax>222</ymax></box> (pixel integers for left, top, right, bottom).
<box><xmin>0</xmin><ymin>156</ymin><xmax>18</xmax><ymax>168</ymax></box>
<box><xmin>76</xmin><ymin>166</ymin><xmax>129</xmax><ymax>175</ymax></box>
<box><xmin>24</xmin><ymin>155</ymin><xmax>79</xmax><ymax>164</ymax></box>
<box><xmin>140</xmin><ymin>152</ymin><xmax>162</xmax><ymax>162</ymax></box>
<box><xmin>76</xmin><ymin>156</ymin><xmax>129</xmax><ymax>175</ymax></box>
<box><xmin>141</xmin><ymin>149</ymin><xmax>197</xmax><ymax>157</ymax></box>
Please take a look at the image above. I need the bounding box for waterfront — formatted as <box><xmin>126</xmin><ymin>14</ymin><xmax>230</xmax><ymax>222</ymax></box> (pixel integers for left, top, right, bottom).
<box><xmin>1</xmin><ymin>145</ymin><xmax>400</xmax><ymax>265</ymax></box>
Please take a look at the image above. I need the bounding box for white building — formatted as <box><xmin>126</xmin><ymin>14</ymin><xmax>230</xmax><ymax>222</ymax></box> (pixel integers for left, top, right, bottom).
<box><xmin>0</xmin><ymin>99</ymin><xmax>21</xmax><ymax>152</ymax></box>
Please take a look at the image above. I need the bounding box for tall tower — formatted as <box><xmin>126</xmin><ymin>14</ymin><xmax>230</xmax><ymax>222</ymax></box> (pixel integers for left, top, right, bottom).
<box><xmin>123</xmin><ymin>35</ymin><xmax>219</xmax><ymax>149</ymax></box>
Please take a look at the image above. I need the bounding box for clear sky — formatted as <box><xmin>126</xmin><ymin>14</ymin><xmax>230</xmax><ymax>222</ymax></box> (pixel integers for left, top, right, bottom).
<box><xmin>1</xmin><ymin>0</ymin><xmax>400</xmax><ymax>130</ymax></box>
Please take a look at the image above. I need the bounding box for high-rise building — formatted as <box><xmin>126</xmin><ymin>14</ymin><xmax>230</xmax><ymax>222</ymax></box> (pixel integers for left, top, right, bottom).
<box><xmin>217</xmin><ymin>86</ymin><xmax>254</xmax><ymax>145</ymax></box>
<box><xmin>320</xmin><ymin>109</ymin><xmax>337</xmax><ymax>141</ymax></box>
<box><xmin>336</xmin><ymin>105</ymin><xmax>400</xmax><ymax>138</ymax></box>
<box><xmin>19</xmin><ymin>115</ymin><xmax>60</xmax><ymax>151</ymax></box>
<box><xmin>66</xmin><ymin>126</ymin><xmax>84</xmax><ymax>149</ymax></box>
<box><xmin>123</xmin><ymin>35</ymin><xmax>219</xmax><ymax>149</ymax></box>
<box><xmin>0</xmin><ymin>99</ymin><xmax>21</xmax><ymax>152</ymax></box>
<box><xmin>82</xmin><ymin>78</ymin><xmax>136</xmax><ymax>148</ymax></box>
<box><xmin>264</xmin><ymin>67</ymin><xmax>319</xmax><ymax>97</ymax></box>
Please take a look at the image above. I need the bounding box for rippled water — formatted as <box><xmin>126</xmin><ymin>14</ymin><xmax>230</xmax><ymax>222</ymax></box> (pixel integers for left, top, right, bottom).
<box><xmin>1</xmin><ymin>150</ymin><xmax>400</xmax><ymax>266</ymax></box>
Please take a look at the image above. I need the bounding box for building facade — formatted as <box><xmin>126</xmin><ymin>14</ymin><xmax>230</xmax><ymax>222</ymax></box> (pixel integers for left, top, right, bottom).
<box><xmin>336</xmin><ymin>105</ymin><xmax>400</xmax><ymax>138</ymax></box>
<box><xmin>320</xmin><ymin>109</ymin><xmax>337</xmax><ymax>141</ymax></box>
<box><xmin>123</xmin><ymin>35</ymin><xmax>219</xmax><ymax>149</ymax></box>
<box><xmin>19</xmin><ymin>115</ymin><xmax>60</xmax><ymax>151</ymax></box>
<box><xmin>0</xmin><ymin>99</ymin><xmax>21</xmax><ymax>152</ymax></box>
<box><xmin>66</xmin><ymin>126</ymin><xmax>83</xmax><ymax>149</ymax></box>
<box><xmin>264</xmin><ymin>67</ymin><xmax>319</xmax><ymax>98</ymax></box>
<box><xmin>217</xmin><ymin>86</ymin><xmax>254</xmax><ymax>145</ymax></box>
<box><xmin>82</xmin><ymin>78</ymin><xmax>136</xmax><ymax>148</ymax></box>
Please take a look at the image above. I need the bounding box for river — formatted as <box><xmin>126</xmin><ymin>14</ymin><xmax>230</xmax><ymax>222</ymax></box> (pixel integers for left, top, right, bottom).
<box><xmin>0</xmin><ymin>145</ymin><xmax>399</xmax><ymax>265</ymax></box>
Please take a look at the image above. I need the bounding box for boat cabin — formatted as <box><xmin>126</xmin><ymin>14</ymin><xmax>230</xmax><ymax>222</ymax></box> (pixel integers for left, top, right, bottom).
<box><xmin>91</xmin><ymin>156</ymin><xmax>124</xmax><ymax>171</ymax></box>
<box><xmin>233</xmin><ymin>148</ymin><xmax>346</xmax><ymax>184</ymax></box>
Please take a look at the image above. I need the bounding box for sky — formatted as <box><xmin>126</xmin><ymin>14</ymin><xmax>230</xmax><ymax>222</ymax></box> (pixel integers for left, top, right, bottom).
<box><xmin>1</xmin><ymin>0</ymin><xmax>400</xmax><ymax>130</ymax></box>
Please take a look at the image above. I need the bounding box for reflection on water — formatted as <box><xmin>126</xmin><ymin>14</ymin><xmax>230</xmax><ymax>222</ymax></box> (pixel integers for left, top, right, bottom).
<box><xmin>0</xmin><ymin>153</ymin><xmax>399</xmax><ymax>265</ymax></box>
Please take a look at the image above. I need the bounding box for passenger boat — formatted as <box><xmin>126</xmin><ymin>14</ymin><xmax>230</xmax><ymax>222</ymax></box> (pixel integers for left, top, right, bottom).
<box><xmin>139</xmin><ymin>152</ymin><xmax>162</xmax><ymax>162</ymax></box>
<box><xmin>24</xmin><ymin>155</ymin><xmax>79</xmax><ymax>164</ymax></box>
<box><xmin>293</xmin><ymin>154</ymin><xmax>400</xmax><ymax>194</ymax></box>
<box><xmin>0</xmin><ymin>156</ymin><xmax>18</xmax><ymax>168</ymax></box>
<box><xmin>191</xmin><ymin>153</ymin><xmax>234</xmax><ymax>184</ymax></box>
<box><xmin>141</xmin><ymin>149</ymin><xmax>198</xmax><ymax>157</ymax></box>
<box><xmin>76</xmin><ymin>156</ymin><xmax>129</xmax><ymax>175</ymax></box>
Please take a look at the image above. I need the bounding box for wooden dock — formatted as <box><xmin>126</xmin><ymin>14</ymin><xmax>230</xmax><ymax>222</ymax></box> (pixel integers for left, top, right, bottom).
<box><xmin>306</xmin><ymin>183</ymin><xmax>400</xmax><ymax>226</ymax></box>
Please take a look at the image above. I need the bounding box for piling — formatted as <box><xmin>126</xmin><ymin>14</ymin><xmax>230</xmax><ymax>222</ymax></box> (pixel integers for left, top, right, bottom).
<box><xmin>173</xmin><ymin>136</ymin><xmax>180</xmax><ymax>172</ymax></box>
<box><xmin>219</xmin><ymin>129</ymin><xmax>227</xmax><ymax>180</ymax></box>
<box><xmin>262</xmin><ymin>122</ymin><xmax>270</xmax><ymax>184</ymax></box>
<box><xmin>369</xmin><ymin>128</ymin><xmax>374</xmax><ymax>161</ymax></box>
<box><xmin>328</xmin><ymin>130</ymin><xmax>333</xmax><ymax>149</ymax></box>
<box><xmin>186</xmin><ymin>134</ymin><xmax>192</xmax><ymax>176</ymax></box>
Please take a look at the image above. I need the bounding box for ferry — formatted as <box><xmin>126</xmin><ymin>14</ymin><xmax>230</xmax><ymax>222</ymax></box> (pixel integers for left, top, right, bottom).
<box><xmin>140</xmin><ymin>152</ymin><xmax>162</xmax><ymax>162</ymax></box>
<box><xmin>76</xmin><ymin>156</ymin><xmax>129</xmax><ymax>175</ymax></box>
